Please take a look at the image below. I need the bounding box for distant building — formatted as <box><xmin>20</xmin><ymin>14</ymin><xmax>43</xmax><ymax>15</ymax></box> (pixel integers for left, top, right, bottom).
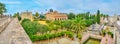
<box><xmin>100</xmin><ymin>17</ymin><xmax>108</xmax><ymax>24</ymax></box>
<box><xmin>45</xmin><ymin>9</ymin><xmax>68</xmax><ymax>21</ymax></box>
<box><xmin>108</xmin><ymin>15</ymin><xmax>118</xmax><ymax>25</ymax></box>
<box><xmin>20</xmin><ymin>11</ymin><xmax>33</xmax><ymax>21</ymax></box>
<box><xmin>117</xmin><ymin>15</ymin><xmax>120</xmax><ymax>20</ymax></box>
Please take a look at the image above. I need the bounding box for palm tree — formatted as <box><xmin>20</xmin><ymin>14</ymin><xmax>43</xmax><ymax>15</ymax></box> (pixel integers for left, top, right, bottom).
<box><xmin>70</xmin><ymin>17</ymin><xmax>86</xmax><ymax>34</ymax></box>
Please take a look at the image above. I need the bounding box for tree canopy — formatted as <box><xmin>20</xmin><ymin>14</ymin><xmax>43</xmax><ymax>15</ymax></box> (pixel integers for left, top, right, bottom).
<box><xmin>67</xmin><ymin>12</ymin><xmax>75</xmax><ymax>19</ymax></box>
<box><xmin>0</xmin><ymin>2</ymin><xmax>6</xmax><ymax>15</ymax></box>
<box><xmin>35</xmin><ymin>12</ymin><xmax>40</xmax><ymax>18</ymax></box>
<box><xmin>96</xmin><ymin>10</ymin><xmax>100</xmax><ymax>24</ymax></box>
<box><xmin>13</xmin><ymin>12</ymin><xmax>21</xmax><ymax>21</ymax></box>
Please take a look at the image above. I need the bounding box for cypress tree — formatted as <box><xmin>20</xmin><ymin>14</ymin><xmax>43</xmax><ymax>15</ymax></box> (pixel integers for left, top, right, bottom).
<box><xmin>96</xmin><ymin>10</ymin><xmax>100</xmax><ymax>24</ymax></box>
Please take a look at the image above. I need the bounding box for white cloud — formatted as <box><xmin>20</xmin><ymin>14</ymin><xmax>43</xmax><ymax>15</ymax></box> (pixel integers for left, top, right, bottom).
<box><xmin>1</xmin><ymin>1</ymin><xmax>22</xmax><ymax>4</ymax></box>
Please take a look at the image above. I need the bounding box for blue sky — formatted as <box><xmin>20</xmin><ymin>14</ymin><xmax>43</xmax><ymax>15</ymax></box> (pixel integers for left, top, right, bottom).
<box><xmin>0</xmin><ymin>0</ymin><xmax>120</xmax><ymax>16</ymax></box>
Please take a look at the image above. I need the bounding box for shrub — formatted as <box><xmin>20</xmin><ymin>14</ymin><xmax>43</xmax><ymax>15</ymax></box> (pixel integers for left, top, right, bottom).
<box><xmin>21</xmin><ymin>19</ymin><xmax>50</xmax><ymax>35</ymax></box>
<box><xmin>102</xmin><ymin>30</ymin><xmax>106</xmax><ymax>36</ymax></box>
<box><xmin>85</xmin><ymin>19</ymin><xmax>94</xmax><ymax>27</ymax></box>
<box><xmin>107</xmin><ymin>32</ymin><xmax>113</xmax><ymax>38</ymax></box>
<box><xmin>60</xmin><ymin>31</ymin><xmax>66</xmax><ymax>36</ymax></box>
<box><xmin>30</xmin><ymin>31</ymin><xmax>74</xmax><ymax>42</ymax></box>
<box><xmin>30</xmin><ymin>35</ymin><xmax>39</xmax><ymax>42</ymax></box>
<box><xmin>18</xmin><ymin>16</ymin><xmax>21</xmax><ymax>21</ymax></box>
<box><xmin>65</xmin><ymin>31</ymin><xmax>74</xmax><ymax>38</ymax></box>
<box><xmin>21</xmin><ymin>19</ymin><xmax>31</xmax><ymax>23</ymax></box>
<box><xmin>46</xmin><ymin>20</ymin><xmax>51</xmax><ymax>23</ymax></box>
<box><xmin>49</xmin><ymin>34</ymin><xmax>54</xmax><ymax>39</ymax></box>
<box><xmin>77</xmin><ymin>34</ymin><xmax>82</xmax><ymax>39</ymax></box>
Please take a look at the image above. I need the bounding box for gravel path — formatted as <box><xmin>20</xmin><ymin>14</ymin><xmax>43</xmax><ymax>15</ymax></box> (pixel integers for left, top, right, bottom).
<box><xmin>0</xmin><ymin>18</ymin><xmax>32</xmax><ymax>44</ymax></box>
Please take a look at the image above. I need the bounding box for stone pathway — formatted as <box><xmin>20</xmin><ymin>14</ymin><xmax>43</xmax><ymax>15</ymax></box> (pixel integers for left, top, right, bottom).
<box><xmin>0</xmin><ymin>18</ymin><xmax>32</xmax><ymax>44</ymax></box>
<box><xmin>100</xmin><ymin>34</ymin><xmax>114</xmax><ymax>44</ymax></box>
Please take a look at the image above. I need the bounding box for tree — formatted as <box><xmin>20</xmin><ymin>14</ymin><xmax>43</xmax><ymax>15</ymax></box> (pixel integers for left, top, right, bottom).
<box><xmin>0</xmin><ymin>2</ymin><xmax>6</xmax><ymax>15</ymax></box>
<box><xmin>76</xmin><ymin>13</ymin><xmax>87</xmax><ymax>19</ymax></box>
<box><xmin>49</xmin><ymin>9</ymin><xmax>53</xmax><ymax>12</ymax></box>
<box><xmin>34</xmin><ymin>12</ymin><xmax>40</xmax><ymax>21</ymax></box>
<box><xmin>35</xmin><ymin>12</ymin><xmax>40</xmax><ymax>18</ymax></box>
<box><xmin>13</xmin><ymin>12</ymin><xmax>19</xmax><ymax>17</ymax></box>
<box><xmin>106</xmin><ymin>14</ymin><xmax>109</xmax><ymax>20</ymax></box>
<box><xmin>70</xmin><ymin>17</ymin><xmax>86</xmax><ymax>34</ymax></box>
<box><xmin>96</xmin><ymin>10</ymin><xmax>100</xmax><ymax>24</ymax></box>
<box><xmin>85</xmin><ymin>19</ymin><xmax>94</xmax><ymax>27</ymax></box>
<box><xmin>85</xmin><ymin>12</ymin><xmax>90</xmax><ymax>19</ymax></box>
<box><xmin>40</xmin><ymin>14</ymin><xmax>45</xmax><ymax>20</ymax></box>
<box><xmin>13</xmin><ymin>12</ymin><xmax>21</xmax><ymax>21</ymax></box>
<box><xmin>67</xmin><ymin>13</ymin><xmax>75</xmax><ymax>19</ymax></box>
<box><xmin>62</xmin><ymin>20</ymin><xmax>72</xmax><ymax>30</ymax></box>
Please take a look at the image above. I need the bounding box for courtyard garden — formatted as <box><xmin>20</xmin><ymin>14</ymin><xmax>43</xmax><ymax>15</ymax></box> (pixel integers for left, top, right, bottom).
<box><xmin>20</xmin><ymin>11</ymin><xmax>109</xmax><ymax>43</ymax></box>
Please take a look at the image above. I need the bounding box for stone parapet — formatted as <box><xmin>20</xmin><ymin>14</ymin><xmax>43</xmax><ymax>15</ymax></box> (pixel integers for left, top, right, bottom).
<box><xmin>0</xmin><ymin>18</ymin><xmax>33</xmax><ymax>44</ymax></box>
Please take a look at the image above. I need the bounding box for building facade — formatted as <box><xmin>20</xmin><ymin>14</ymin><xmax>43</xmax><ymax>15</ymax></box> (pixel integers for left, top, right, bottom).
<box><xmin>20</xmin><ymin>11</ymin><xmax>33</xmax><ymax>21</ymax></box>
<box><xmin>45</xmin><ymin>10</ymin><xmax>68</xmax><ymax>21</ymax></box>
<box><xmin>100</xmin><ymin>17</ymin><xmax>108</xmax><ymax>24</ymax></box>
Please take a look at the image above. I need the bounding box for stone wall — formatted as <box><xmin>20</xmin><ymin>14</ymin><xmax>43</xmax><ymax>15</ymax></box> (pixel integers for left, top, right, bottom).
<box><xmin>0</xmin><ymin>16</ymin><xmax>12</xmax><ymax>33</ymax></box>
<box><xmin>0</xmin><ymin>18</ymin><xmax>33</xmax><ymax>44</ymax></box>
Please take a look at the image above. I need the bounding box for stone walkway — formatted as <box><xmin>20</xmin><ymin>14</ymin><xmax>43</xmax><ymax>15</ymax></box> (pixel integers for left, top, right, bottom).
<box><xmin>100</xmin><ymin>34</ymin><xmax>114</xmax><ymax>44</ymax></box>
<box><xmin>0</xmin><ymin>18</ymin><xmax>32</xmax><ymax>44</ymax></box>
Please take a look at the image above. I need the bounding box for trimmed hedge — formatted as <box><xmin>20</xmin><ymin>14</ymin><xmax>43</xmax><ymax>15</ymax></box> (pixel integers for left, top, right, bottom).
<box><xmin>31</xmin><ymin>31</ymin><xmax>74</xmax><ymax>42</ymax></box>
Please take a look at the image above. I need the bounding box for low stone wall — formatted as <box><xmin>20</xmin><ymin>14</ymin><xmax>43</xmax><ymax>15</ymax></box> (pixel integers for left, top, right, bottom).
<box><xmin>34</xmin><ymin>37</ymin><xmax>79</xmax><ymax>44</ymax></box>
<box><xmin>81</xmin><ymin>34</ymin><xmax>102</xmax><ymax>44</ymax></box>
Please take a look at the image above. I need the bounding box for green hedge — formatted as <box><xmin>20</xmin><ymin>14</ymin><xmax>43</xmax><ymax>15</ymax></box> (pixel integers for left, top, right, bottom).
<box><xmin>21</xmin><ymin>19</ymin><xmax>50</xmax><ymax>35</ymax></box>
<box><xmin>31</xmin><ymin>31</ymin><xmax>74</xmax><ymax>42</ymax></box>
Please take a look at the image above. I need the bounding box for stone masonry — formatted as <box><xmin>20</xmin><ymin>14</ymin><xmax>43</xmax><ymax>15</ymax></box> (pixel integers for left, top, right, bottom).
<box><xmin>0</xmin><ymin>18</ymin><xmax>33</xmax><ymax>44</ymax></box>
